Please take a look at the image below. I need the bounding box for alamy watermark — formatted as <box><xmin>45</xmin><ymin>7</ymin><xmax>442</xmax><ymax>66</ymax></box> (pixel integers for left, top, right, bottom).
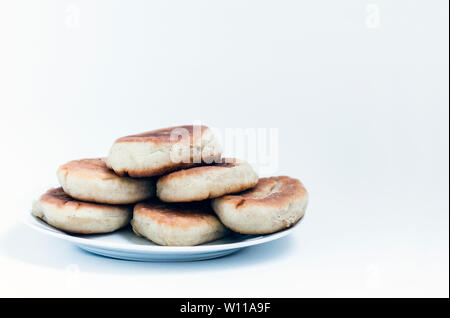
<box><xmin>365</xmin><ymin>3</ymin><xmax>381</xmax><ymax>29</ymax></box>
<box><xmin>65</xmin><ymin>4</ymin><xmax>81</xmax><ymax>30</ymax></box>
<box><xmin>168</xmin><ymin>121</ymin><xmax>279</xmax><ymax>175</ymax></box>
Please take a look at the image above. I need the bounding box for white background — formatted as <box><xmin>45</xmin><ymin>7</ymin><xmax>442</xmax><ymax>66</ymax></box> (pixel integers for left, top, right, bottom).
<box><xmin>0</xmin><ymin>0</ymin><xmax>448</xmax><ymax>297</ymax></box>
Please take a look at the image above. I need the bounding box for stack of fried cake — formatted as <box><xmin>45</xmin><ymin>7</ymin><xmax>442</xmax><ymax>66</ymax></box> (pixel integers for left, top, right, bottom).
<box><xmin>32</xmin><ymin>125</ymin><xmax>308</xmax><ymax>246</ymax></box>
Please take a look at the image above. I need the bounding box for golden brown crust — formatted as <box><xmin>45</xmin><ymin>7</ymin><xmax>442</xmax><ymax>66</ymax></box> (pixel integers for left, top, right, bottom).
<box><xmin>107</xmin><ymin>125</ymin><xmax>222</xmax><ymax>178</ymax></box>
<box><xmin>58</xmin><ymin>158</ymin><xmax>116</xmax><ymax>178</ymax></box>
<box><xmin>134</xmin><ymin>200</ymin><xmax>219</xmax><ymax>229</ymax></box>
<box><xmin>157</xmin><ymin>158</ymin><xmax>237</xmax><ymax>182</ymax></box>
<box><xmin>112</xmin><ymin>152</ymin><xmax>222</xmax><ymax>177</ymax></box>
<box><xmin>40</xmin><ymin>188</ymin><xmax>129</xmax><ymax>209</ymax></box>
<box><xmin>115</xmin><ymin>125</ymin><xmax>210</xmax><ymax>144</ymax></box>
<box><xmin>218</xmin><ymin>176</ymin><xmax>307</xmax><ymax>209</ymax></box>
<box><xmin>34</xmin><ymin>188</ymin><xmax>132</xmax><ymax>234</ymax></box>
<box><xmin>115</xmin><ymin>162</ymin><xmax>200</xmax><ymax>177</ymax></box>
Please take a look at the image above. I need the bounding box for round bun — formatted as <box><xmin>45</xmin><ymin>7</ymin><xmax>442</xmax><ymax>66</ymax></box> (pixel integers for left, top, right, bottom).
<box><xmin>31</xmin><ymin>188</ymin><xmax>132</xmax><ymax>234</ymax></box>
<box><xmin>57</xmin><ymin>158</ymin><xmax>155</xmax><ymax>204</ymax></box>
<box><xmin>106</xmin><ymin>125</ymin><xmax>222</xmax><ymax>177</ymax></box>
<box><xmin>211</xmin><ymin>176</ymin><xmax>308</xmax><ymax>234</ymax></box>
<box><xmin>132</xmin><ymin>200</ymin><xmax>228</xmax><ymax>246</ymax></box>
<box><xmin>156</xmin><ymin>158</ymin><xmax>259</xmax><ymax>202</ymax></box>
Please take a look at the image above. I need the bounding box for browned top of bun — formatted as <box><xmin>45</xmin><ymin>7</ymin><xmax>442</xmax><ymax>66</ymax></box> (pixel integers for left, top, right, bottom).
<box><xmin>134</xmin><ymin>200</ymin><xmax>219</xmax><ymax>228</ymax></box>
<box><xmin>58</xmin><ymin>158</ymin><xmax>116</xmax><ymax>178</ymax></box>
<box><xmin>157</xmin><ymin>158</ymin><xmax>238</xmax><ymax>182</ymax></box>
<box><xmin>216</xmin><ymin>176</ymin><xmax>307</xmax><ymax>208</ymax></box>
<box><xmin>115</xmin><ymin>125</ymin><xmax>210</xmax><ymax>144</ymax></box>
<box><xmin>40</xmin><ymin>187</ymin><xmax>125</xmax><ymax>209</ymax></box>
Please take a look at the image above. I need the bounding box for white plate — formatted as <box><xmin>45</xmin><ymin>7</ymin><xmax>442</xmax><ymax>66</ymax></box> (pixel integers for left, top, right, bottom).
<box><xmin>24</xmin><ymin>212</ymin><xmax>301</xmax><ymax>262</ymax></box>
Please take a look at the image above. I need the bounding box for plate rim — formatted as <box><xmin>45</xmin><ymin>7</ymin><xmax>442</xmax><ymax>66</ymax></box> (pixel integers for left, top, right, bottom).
<box><xmin>24</xmin><ymin>212</ymin><xmax>302</xmax><ymax>253</ymax></box>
